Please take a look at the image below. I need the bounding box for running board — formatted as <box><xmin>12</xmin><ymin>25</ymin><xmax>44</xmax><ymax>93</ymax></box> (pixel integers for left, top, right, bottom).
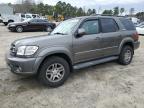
<box><xmin>73</xmin><ymin>56</ymin><xmax>118</xmax><ymax>70</ymax></box>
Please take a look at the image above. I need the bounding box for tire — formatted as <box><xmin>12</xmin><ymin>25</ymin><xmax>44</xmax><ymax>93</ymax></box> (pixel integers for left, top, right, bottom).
<box><xmin>38</xmin><ymin>56</ymin><xmax>70</xmax><ymax>87</ymax></box>
<box><xmin>118</xmin><ymin>45</ymin><xmax>134</xmax><ymax>65</ymax></box>
<box><xmin>46</xmin><ymin>26</ymin><xmax>52</xmax><ymax>32</ymax></box>
<box><xmin>16</xmin><ymin>26</ymin><xmax>23</xmax><ymax>33</ymax></box>
<box><xmin>3</xmin><ymin>22</ymin><xmax>8</xmax><ymax>26</ymax></box>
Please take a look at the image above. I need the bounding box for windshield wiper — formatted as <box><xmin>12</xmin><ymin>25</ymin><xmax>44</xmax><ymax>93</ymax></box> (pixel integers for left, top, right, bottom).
<box><xmin>54</xmin><ymin>32</ymin><xmax>67</xmax><ymax>35</ymax></box>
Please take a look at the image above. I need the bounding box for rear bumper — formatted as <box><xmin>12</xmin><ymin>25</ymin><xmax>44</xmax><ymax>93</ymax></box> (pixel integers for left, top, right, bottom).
<box><xmin>134</xmin><ymin>41</ymin><xmax>140</xmax><ymax>50</ymax></box>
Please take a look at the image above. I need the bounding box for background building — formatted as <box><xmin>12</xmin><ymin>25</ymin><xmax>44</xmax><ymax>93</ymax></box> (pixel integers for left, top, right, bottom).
<box><xmin>0</xmin><ymin>4</ymin><xmax>14</xmax><ymax>15</ymax></box>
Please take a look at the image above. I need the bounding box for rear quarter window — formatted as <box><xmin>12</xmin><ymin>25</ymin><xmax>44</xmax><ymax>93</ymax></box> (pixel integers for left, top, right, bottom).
<box><xmin>119</xmin><ymin>18</ymin><xmax>136</xmax><ymax>30</ymax></box>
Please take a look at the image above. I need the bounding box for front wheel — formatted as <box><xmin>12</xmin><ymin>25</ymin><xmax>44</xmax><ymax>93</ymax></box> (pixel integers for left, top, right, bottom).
<box><xmin>46</xmin><ymin>26</ymin><xmax>52</xmax><ymax>32</ymax></box>
<box><xmin>38</xmin><ymin>56</ymin><xmax>70</xmax><ymax>87</ymax></box>
<box><xmin>118</xmin><ymin>46</ymin><xmax>134</xmax><ymax>65</ymax></box>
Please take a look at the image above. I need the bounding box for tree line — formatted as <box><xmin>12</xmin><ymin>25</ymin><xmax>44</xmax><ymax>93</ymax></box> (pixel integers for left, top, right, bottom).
<box><xmin>13</xmin><ymin>0</ymin><xmax>96</xmax><ymax>19</ymax></box>
<box><xmin>8</xmin><ymin>0</ymin><xmax>144</xmax><ymax>21</ymax></box>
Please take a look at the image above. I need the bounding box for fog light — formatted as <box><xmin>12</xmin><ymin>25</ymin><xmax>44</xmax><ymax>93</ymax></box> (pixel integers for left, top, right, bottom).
<box><xmin>14</xmin><ymin>66</ymin><xmax>22</xmax><ymax>73</ymax></box>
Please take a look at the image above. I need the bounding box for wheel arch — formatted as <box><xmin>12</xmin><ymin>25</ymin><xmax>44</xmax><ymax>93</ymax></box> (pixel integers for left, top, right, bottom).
<box><xmin>36</xmin><ymin>52</ymin><xmax>73</xmax><ymax>75</ymax></box>
<box><xmin>8</xmin><ymin>19</ymin><xmax>14</xmax><ymax>23</ymax></box>
<box><xmin>119</xmin><ymin>39</ymin><xmax>134</xmax><ymax>54</ymax></box>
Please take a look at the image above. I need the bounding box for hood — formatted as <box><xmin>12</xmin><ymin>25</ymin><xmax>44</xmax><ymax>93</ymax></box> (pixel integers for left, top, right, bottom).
<box><xmin>12</xmin><ymin>34</ymin><xmax>69</xmax><ymax>48</ymax></box>
<box><xmin>9</xmin><ymin>22</ymin><xmax>27</xmax><ymax>25</ymax></box>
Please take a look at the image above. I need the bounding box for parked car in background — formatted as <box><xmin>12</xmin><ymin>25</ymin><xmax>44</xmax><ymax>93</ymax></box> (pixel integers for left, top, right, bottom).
<box><xmin>17</xmin><ymin>13</ymin><xmax>41</xmax><ymax>21</ymax></box>
<box><xmin>136</xmin><ymin>25</ymin><xmax>144</xmax><ymax>35</ymax></box>
<box><xmin>136</xmin><ymin>22</ymin><xmax>144</xmax><ymax>27</ymax></box>
<box><xmin>2</xmin><ymin>14</ymin><xmax>21</xmax><ymax>25</ymax></box>
<box><xmin>129</xmin><ymin>17</ymin><xmax>140</xmax><ymax>25</ymax></box>
<box><xmin>6</xmin><ymin>16</ymin><xmax>140</xmax><ymax>87</ymax></box>
<box><xmin>0</xmin><ymin>15</ymin><xmax>2</xmax><ymax>23</ymax></box>
<box><xmin>1</xmin><ymin>13</ymin><xmax>45</xmax><ymax>26</ymax></box>
<box><xmin>8</xmin><ymin>18</ymin><xmax>56</xmax><ymax>32</ymax></box>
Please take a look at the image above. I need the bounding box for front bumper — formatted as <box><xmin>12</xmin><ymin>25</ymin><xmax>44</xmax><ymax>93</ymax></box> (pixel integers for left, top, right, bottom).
<box><xmin>5</xmin><ymin>52</ymin><xmax>38</xmax><ymax>75</ymax></box>
<box><xmin>7</xmin><ymin>26</ymin><xmax>15</xmax><ymax>31</ymax></box>
<box><xmin>134</xmin><ymin>41</ymin><xmax>140</xmax><ymax>50</ymax></box>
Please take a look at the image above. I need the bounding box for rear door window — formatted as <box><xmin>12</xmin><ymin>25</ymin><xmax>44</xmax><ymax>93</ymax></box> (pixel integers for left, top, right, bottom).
<box><xmin>26</xmin><ymin>15</ymin><xmax>32</xmax><ymax>18</ymax></box>
<box><xmin>30</xmin><ymin>19</ymin><xmax>38</xmax><ymax>23</ymax></box>
<box><xmin>37</xmin><ymin>19</ymin><xmax>46</xmax><ymax>23</ymax></box>
<box><xmin>100</xmin><ymin>18</ymin><xmax>119</xmax><ymax>33</ymax></box>
<box><xmin>32</xmin><ymin>15</ymin><xmax>37</xmax><ymax>18</ymax></box>
<box><xmin>119</xmin><ymin>18</ymin><xmax>136</xmax><ymax>30</ymax></box>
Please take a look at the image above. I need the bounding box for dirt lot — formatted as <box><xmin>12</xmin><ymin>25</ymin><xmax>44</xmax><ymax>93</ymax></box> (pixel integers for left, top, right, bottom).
<box><xmin>0</xmin><ymin>23</ymin><xmax>144</xmax><ymax>108</ymax></box>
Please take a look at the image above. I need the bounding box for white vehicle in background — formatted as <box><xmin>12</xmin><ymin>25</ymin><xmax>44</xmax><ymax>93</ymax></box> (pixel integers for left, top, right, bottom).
<box><xmin>2</xmin><ymin>13</ymin><xmax>43</xmax><ymax>26</ymax></box>
<box><xmin>127</xmin><ymin>17</ymin><xmax>140</xmax><ymax>25</ymax></box>
<box><xmin>2</xmin><ymin>14</ymin><xmax>21</xmax><ymax>25</ymax></box>
<box><xmin>16</xmin><ymin>13</ymin><xmax>41</xmax><ymax>21</ymax></box>
<box><xmin>136</xmin><ymin>22</ymin><xmax>144</xmax><ymax>27</ymax></box>
<box><xmin>131</xmin><ymin>17</ymin><xmax>140</xmax><ymax>25</ymax></box>
<box><xmin>136</xmin><ymin>25</ymin><xmax>144</xmax><ymax>35</ymax></box>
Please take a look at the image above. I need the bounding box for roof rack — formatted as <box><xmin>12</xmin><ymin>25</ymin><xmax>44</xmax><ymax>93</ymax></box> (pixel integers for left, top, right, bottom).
<box><xmin>92</xmin><ymin>14</ymin><xmax>126</xmax><ymax>17</ymax></box>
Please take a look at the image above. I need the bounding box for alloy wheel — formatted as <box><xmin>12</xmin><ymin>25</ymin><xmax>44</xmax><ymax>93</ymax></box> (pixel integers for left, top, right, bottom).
<box><xmin>46</xmin><ymin>63</ymin><xmax>65</xmax><ymax>82</ymax></box>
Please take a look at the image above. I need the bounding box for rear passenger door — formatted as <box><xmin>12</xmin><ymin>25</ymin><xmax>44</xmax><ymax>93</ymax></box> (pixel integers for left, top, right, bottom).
<box><xmin>99</xmin><ymin>18</ymin><xmax>122</xmax><ymax>57</ymax></box>
<box><xmin>37</xmin><ymin>19</ymin><xmax>46</xmax><ymax>30</ymax></box>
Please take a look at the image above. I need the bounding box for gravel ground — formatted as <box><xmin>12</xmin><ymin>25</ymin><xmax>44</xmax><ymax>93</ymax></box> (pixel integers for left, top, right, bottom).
<box><xmin>0</xmin><ymin>23</ymin><xmax>144</xmax><ymax>108</ymax></box>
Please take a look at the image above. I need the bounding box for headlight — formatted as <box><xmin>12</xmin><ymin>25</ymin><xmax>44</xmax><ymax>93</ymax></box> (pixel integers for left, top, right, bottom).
<box><xmin>9</xmin><ymin>24</ymin><xmax>16</xmax><ymax>27</ymax></box>
<box><xmin>17</xmin><ymin>46</ymin><xmax>38</xmax><ymax>56</ymax></box>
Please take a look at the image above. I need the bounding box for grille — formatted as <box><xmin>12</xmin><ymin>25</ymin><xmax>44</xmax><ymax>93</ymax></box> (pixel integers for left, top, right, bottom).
<box><xmin>10</xmin><ymin>44</ymin><xmax>16</xmax><ymax>56</ymax></box>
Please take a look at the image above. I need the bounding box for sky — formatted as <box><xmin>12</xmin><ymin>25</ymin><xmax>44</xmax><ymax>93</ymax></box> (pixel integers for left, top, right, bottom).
<box><xmin>0</xmin><ymin>0</ymin><xmax>144</xmax><ymax>12</ymax></box>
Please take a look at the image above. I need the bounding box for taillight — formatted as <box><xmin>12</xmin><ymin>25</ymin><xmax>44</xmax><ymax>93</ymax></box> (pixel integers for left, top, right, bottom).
<box><xmin>132</xmin><ymin>32</ymin><xmax>139</xmax><ymax>41</ymax></box>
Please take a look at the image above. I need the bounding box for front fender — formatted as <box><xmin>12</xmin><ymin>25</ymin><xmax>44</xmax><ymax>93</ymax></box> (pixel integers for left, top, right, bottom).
<box><xmin>38</xmin><ymin>47</ymin><xmax>72</xmax><ymax>58</ymax></box>
<box><xmin>33</xmin><ymin>46</ymin><xmax>73</xmax><ymax>73</ymax></box>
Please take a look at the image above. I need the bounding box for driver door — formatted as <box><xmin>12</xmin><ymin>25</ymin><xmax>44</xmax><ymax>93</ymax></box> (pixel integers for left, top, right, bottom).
<box><xmin>73</xmin><ymin>19</ymin><xmax>102</xmax><ymax>63</ymax></box>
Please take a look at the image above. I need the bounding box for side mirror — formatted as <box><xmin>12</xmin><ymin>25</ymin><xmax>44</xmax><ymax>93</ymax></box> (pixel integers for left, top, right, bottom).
<box><xmin>76</xmin><ymin>28</ymin><xmax>86</xmax><ymax>37</ymax></box>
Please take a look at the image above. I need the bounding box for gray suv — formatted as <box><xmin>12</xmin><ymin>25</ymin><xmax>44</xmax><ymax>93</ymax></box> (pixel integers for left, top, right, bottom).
<box><xmin>6</xmin><ymin>16</ymin><xmax>140</xmax><ymax>87</ymax></box>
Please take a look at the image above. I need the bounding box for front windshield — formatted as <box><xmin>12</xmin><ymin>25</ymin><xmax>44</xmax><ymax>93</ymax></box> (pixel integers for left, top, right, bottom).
<box><xmin>51</xmin><ymin>18</ymin><xmax>80</xmax><ymax>35</ymax></box>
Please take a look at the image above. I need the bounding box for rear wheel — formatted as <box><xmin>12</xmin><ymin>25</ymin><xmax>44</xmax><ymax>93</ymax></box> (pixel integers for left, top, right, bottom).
<box><xmin>16</xmin><ymin>26</ymin><xmax>23</xmax><ymax>33</ymax></box>
<box><xmin>38</xmin><ymin>56</ymin><xmax>70</xmax><ymax>87</ymax></box>
<box><xmin>118</xmin><ymin>45</ymin><xmax>134</xmax><ymax>65</ymax></box>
